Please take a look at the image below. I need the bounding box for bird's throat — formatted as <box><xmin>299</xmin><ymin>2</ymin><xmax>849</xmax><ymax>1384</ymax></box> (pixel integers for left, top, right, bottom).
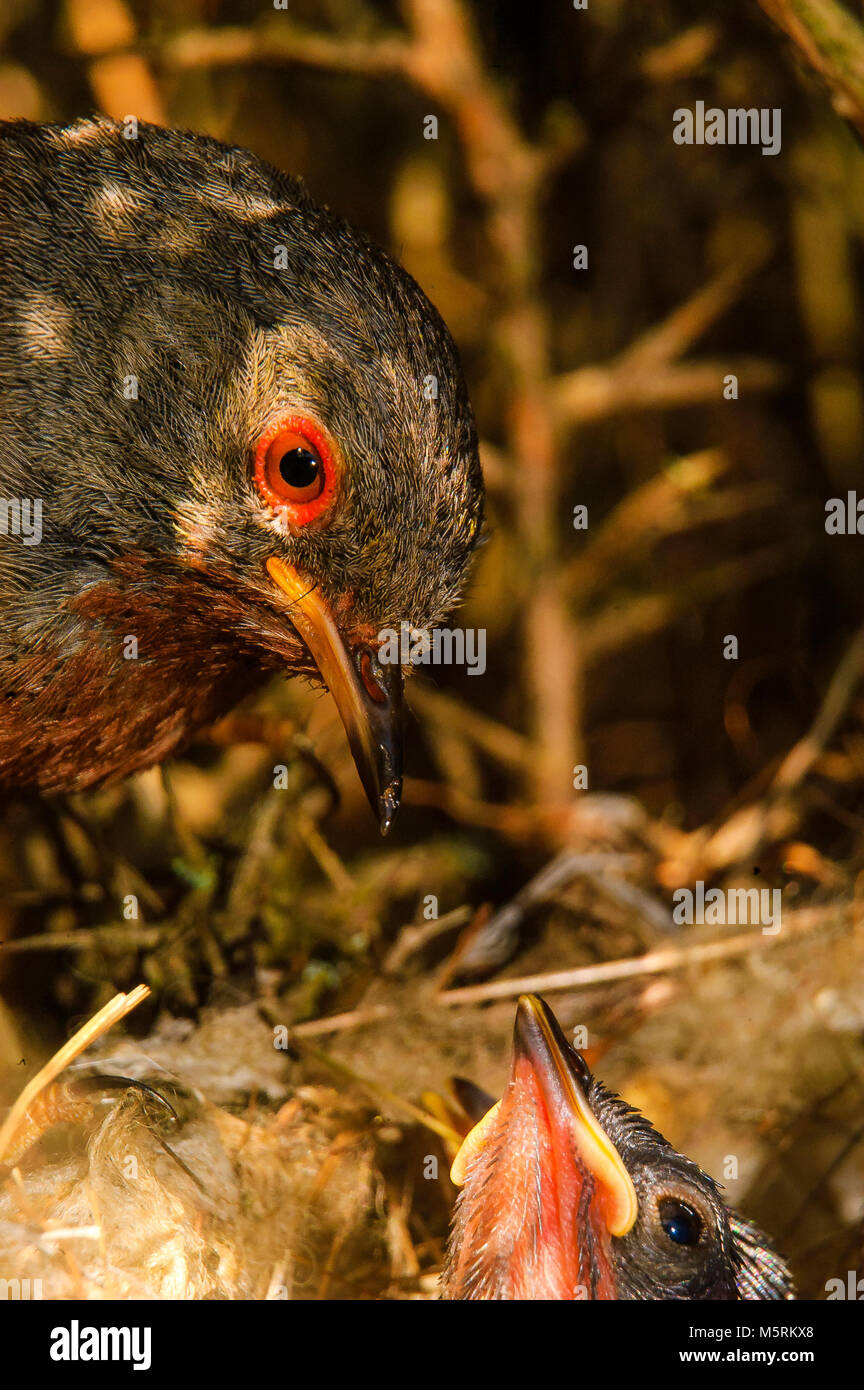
<box><xmin>0</xmin><ymin>558</ymin><xmax>299</xmax><ymax>793</ymax></box>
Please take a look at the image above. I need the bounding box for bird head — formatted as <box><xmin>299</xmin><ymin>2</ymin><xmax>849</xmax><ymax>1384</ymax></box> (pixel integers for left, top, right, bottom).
<box><xmin>442</xmin><ymin>994</ymin><xmax>794</xmax><ymax>1300</ymax></box>
<box><xmin>0</xmin><ymin>119</ymin><xmax>484</xmax><ymax>829</ymax></box>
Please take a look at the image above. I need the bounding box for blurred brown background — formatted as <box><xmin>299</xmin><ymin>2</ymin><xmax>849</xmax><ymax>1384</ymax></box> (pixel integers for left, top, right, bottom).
<box><xmin>2</xmin><ymin>0</ymin><xmax>864</xmax><ymax>1299</ymax></box>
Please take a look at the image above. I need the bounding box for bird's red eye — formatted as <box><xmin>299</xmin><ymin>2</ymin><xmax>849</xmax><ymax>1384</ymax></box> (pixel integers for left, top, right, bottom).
<box><xmin>253</xmin><ymin>414</ymin><xmax>339</xmax><ymax>524</ymax></box>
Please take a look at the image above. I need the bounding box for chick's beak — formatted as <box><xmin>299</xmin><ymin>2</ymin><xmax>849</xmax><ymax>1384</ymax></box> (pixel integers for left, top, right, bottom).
<box><xmin>448</xmin><ymin>994</ymin><xmax>638</xmax><ymax>1299</ymax></box>
<box><xmin>266</xmin><ymin>556</ymin><xmax>403</xmax><ymax>833</ymax></box>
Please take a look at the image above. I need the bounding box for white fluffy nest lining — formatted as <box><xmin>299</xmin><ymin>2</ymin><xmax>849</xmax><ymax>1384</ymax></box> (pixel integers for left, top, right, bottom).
<box><xmin>0</xmin><ymin>1005</ymin><xmax>381</xmax><ymax>1300</ymax></box>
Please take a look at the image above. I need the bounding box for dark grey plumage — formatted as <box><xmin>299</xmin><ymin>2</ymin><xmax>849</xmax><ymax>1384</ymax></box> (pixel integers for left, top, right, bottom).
<box><xmin>585</xmin><ymin>1076</ymin><xmax>794</xmax><ymax>1301</ymax></box>
<box><xmin>0</xmin><ymin>117</ymin><xmax>483</xmax><ymax>797</ymax></box>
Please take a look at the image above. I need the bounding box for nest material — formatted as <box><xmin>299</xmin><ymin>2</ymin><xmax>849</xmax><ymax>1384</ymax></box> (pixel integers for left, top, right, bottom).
<box><xmin>0</xmin><ymin>1007</ymin><xmax>382</xmax><ymax>1299</ymax></box>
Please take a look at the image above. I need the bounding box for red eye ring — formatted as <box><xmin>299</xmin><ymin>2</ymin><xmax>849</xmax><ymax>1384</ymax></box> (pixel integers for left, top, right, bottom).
<box><xmin>253</xmin><ymin>413</ymin><xmax>339</xmax><ymax>525</ymax></box>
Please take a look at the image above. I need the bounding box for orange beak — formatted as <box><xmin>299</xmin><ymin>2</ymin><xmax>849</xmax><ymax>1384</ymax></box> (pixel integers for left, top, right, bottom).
<box><xmin>266</xmin><ymin>556</ymin><xmax>403</xmax><ymax>833</ymax></box>
<box><xmin>446</xmin><ymin>995</ymin><xmax>638</xmax><ymax>1299</ymax></box>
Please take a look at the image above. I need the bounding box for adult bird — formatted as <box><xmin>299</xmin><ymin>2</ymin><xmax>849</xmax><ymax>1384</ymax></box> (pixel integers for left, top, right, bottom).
<box><xmin>0</xmin><ymin>118</ymin><xmax>484</xmax><ymax>831</ymax></box>
<box><xmin>443</xmin><ymin>994</ymin><xmax>794</xmax><ymax>1300</ymax></box>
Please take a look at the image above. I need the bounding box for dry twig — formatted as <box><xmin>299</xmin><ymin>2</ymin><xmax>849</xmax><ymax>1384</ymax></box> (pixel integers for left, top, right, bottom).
<box><xmin>0</xmin><ymin>986</ymin><xmax>150</xmax><ymax>1163</ymax></box>
<box><xmin>437</xmin><ymin>902</ymin><xmax>842</xmax><ymax>1006</ymax></box>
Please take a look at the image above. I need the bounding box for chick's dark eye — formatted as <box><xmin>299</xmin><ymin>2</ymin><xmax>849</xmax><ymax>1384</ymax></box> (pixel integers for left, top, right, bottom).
<box><xmin>658</xmin><ymin>1198</ymin><xmax>702</xmax><ymax>1247</ymax></box>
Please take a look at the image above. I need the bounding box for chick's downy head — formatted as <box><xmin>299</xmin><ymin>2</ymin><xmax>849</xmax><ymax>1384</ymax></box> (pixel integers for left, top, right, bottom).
<box><xmin>443</xmin><ymin>996</ymin><xmax>794</xmax><ymax>1301</ymax></box>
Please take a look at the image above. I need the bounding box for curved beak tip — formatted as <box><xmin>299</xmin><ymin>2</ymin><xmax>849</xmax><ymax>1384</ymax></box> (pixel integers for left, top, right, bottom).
<box><xmin>265</xmin><ymin>557</ymin><xmax>405</xmax><ymax>833</ymax></box>
<box><xmin>377</xmin><ymin>780</ymin><xmax>402</xmax><ymax>835</ymax></box>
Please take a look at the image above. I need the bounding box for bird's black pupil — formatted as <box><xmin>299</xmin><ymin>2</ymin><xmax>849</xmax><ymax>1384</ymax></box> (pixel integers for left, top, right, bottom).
<box><xmin>279</xmin><ymin>447</ymin><xmax>319</xmax><ymax>490</ymax></box>
<box><xmin>659</xmin><ymin>1198</ymin><xmax>702</xmax><ymax>1247</ymax></box>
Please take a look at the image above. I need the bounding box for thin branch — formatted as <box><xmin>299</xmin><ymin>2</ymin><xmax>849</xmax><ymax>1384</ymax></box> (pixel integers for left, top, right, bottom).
<box><xmin>580</xmin><ymin>542</ymin><xmax>795</xmax><ymax>664</ymax></box>
<box><xmin>437</xmin><ymin>903</ymin><xmax>839</xmax><ymax>1006</ymax></box>
<box><xmin>408</xmin><ymin>683</ymin><xmax>534</xmax><ymax>773</ymax></box>
<box><xmin>159</xmin><ymin>24</ymin><xmax>409</xmax><ymax>77</ymax></box>
<box><xmin>443</xmin><ymin>850</ymin><xmax>665</xmax><ymax>980</ymax></box>
<box><xmin>759</xmin><ymin>0</ymin><xmax>864</xmax><ymax>137</ymax></box>
<box><xmin>683</xmin><ymin>622</ymin><xmax>864</xmax><ymax>876</ymax></box>
<box><xmin>383</xmin><ymin>903</ymin><xmax>473</xmax><ymax>975</ymax></box>
<box><xmin>616</xmin><ymin>251</ymin><xmax>771</xmax><ymax>373</ymax></box>
<box><xmin>563</xmin><ymin>449</ymin><xmax>729</xmax><ymax>598</ymax></box>
<box><xmin>0</xmin><ymin>925</ymin><xmax>163</xmax><ymax>953</ymax></box>
<box><xmin>773</xmin><ymin>624</ymin><xmax>864</xmax><ymax>791</ymax></box>
<box><xmin>553</xmin><ymin>356</ymin><xmax>785</xmax><ymax>425</ymax></box>
<box><xmin>289</xmin><ymin>1004</ymin><xmax>396</xmax><ymax>1037</ymax></box>
<box><xmin>0</xmin><ymin>987</ymin><xmax>150</xmax><ymax>1163</ymax></box>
